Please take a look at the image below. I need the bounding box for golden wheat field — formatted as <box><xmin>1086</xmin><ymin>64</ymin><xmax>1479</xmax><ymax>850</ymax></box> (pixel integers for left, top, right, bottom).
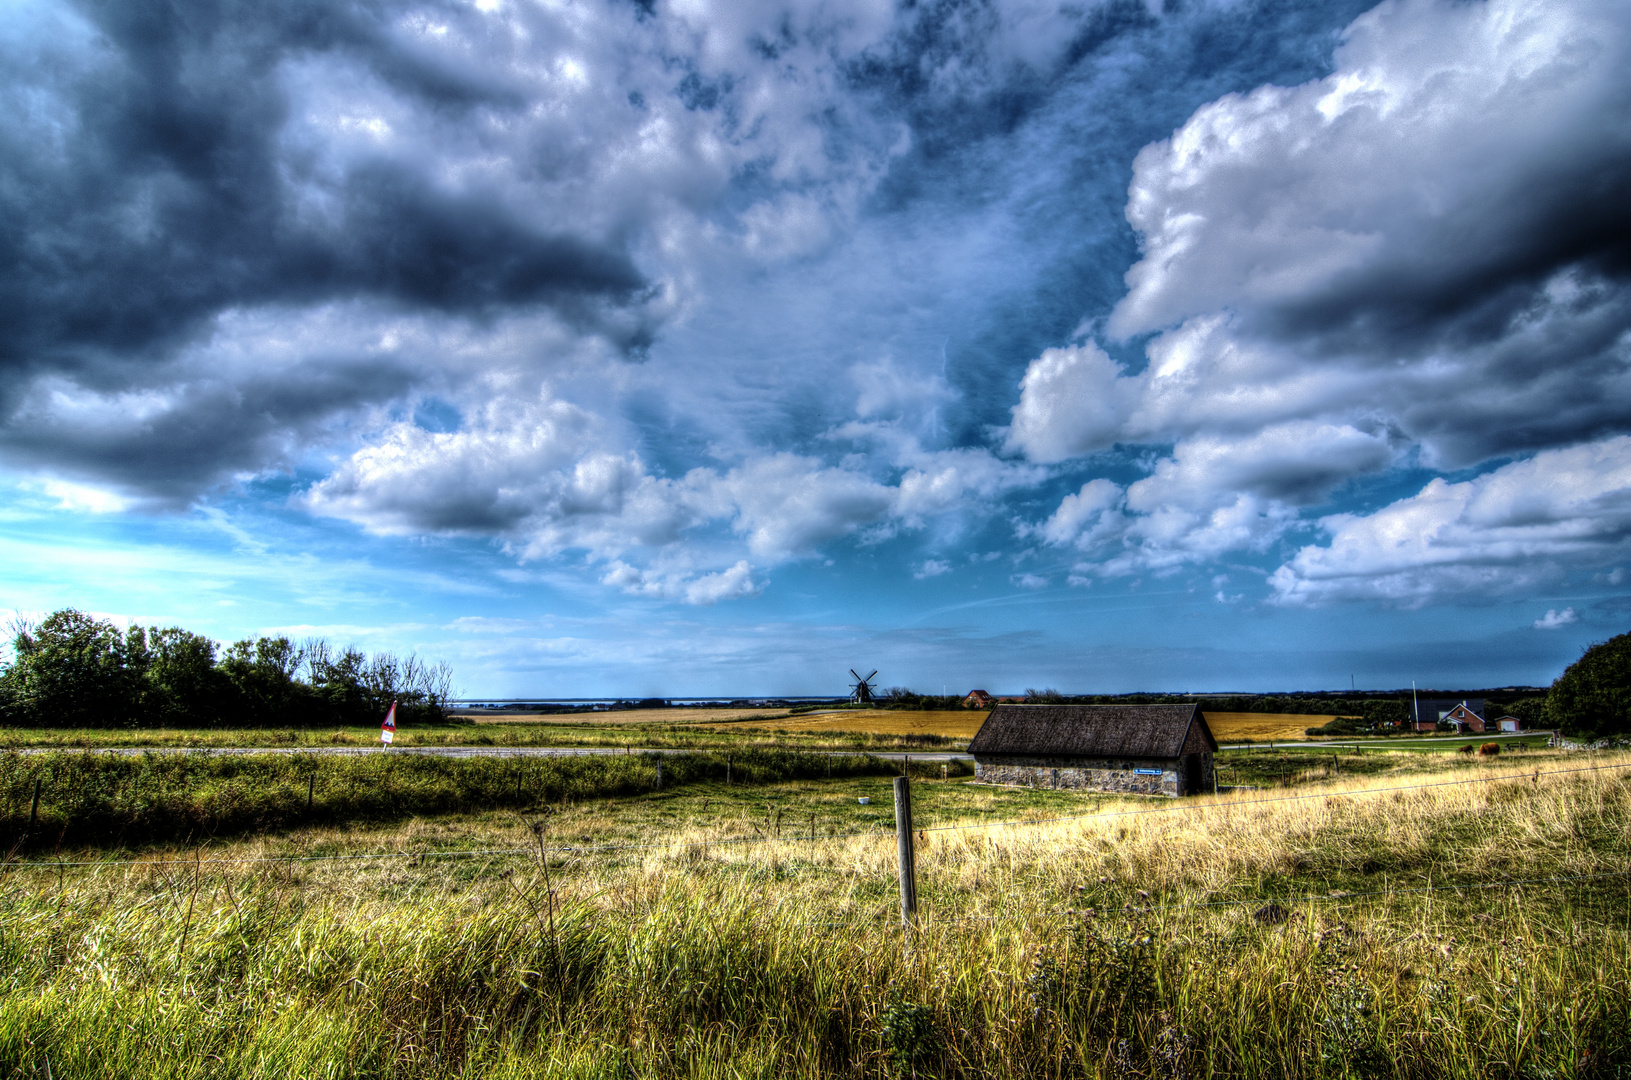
<box><xmin>698</xmin><ymin>708</ymin><xmax>988</xmax><ymax>738</ymax></box>
<box><xmin>1201</xmin><ymin>711</ymin><xmax>1337</xmax><ymax>742</ymax></box>
<box><xmin>461</xmin><ymin>707</ymin><xmax>1337</xmax><ymax>745</ymax></box>
<box><xmin>462</xmin><ymin>706</ymin><xmax>783</xmax><ymax>725</ymax></box>
<box><xmin>700</xmin><ymin>708</ymin><xmax>1330</xmax><ymax>743</ymax></box>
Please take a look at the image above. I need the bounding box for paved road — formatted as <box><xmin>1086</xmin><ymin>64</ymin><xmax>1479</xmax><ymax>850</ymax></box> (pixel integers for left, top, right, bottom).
<box><xmin>18</xmin><ymin>745</ymin><xmax>975</xmax><ymax>763</ymax></box>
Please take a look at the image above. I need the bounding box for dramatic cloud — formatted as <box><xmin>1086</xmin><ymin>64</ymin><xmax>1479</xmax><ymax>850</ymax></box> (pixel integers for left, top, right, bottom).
<box><xmin>10</xmin><ymin>0</ymin><xmax>1630</xmax><ymax>632</ymax></box>
<box><xmin>1111</xmin><ymin>0</ymin><xmax>1631</xmax><ymax>359</ymax></box>
<box><xmin>1014</xmin><ymin>0</ymin><xmax>1631</xmax><ymax>585</ymax></box>
<box><xmin>1269</xmin><ymin>436</ymin><xmax>1631</xmax><ymax>606</ymax></box>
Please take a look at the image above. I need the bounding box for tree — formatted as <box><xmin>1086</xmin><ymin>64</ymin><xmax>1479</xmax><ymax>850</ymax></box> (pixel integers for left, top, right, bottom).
<box><xmin>1546</xmin><ymin>631</ymin><xmax>1631</xmax><ymax>737</ymax></box>
<box><xmin>1487</xmin><ymin>695</ymin><xmax>1548</xmax><ymax>728</ymax></box>
<box><xmin>1360</xmin><ymin>699</ymin><xmax>1410</xmax><ymax>729</ymax></box>
<box><xmin>0</xmin><ymin>610</ymin><xmax>453</xmax><ymax>729</ymax></box>
<box><xmin>141</xmin><ymin>627</ymin><xmax>226</xmax><ymax>726</ymax></box>
<box><xmin>1</xmin><ymin>609</ymin><xmax>140</xmax><ymax>726</ymax></box>
<box><xmin>219</xmin><ymin>635</ymin><xmax>313</xmax><ymax>725</ymax></box>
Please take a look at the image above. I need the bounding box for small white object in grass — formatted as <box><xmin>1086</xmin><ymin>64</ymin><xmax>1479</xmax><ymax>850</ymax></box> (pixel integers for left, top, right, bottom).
<box><xmin>858</xmin><ymin>797</ymin><xmax>871</xmax><ymax>805</ymax></box>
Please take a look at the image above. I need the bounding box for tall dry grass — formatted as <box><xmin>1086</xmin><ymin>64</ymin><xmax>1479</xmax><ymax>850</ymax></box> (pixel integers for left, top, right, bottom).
<box><xmin>0</xmin><ymin>754</ymin><xmax>1627</xmax><ymax>1077</ymax></box>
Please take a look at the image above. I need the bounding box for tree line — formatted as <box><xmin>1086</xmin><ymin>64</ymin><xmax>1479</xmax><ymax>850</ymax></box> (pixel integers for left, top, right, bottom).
<box><xmin>0</xmin><ymin>609</ymin><xmax>452</xmax><ymax>729</ymax></box>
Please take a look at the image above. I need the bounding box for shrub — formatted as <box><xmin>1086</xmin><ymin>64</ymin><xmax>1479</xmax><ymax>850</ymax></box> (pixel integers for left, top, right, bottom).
<box><xmin>1305</xmin><ymin>715</ymin><xmax>1371</xmax><ymax>737</ymax></box>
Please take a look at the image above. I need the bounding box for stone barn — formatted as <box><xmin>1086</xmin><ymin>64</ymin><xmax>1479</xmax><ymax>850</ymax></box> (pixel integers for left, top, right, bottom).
<box><xmin>967</xmin><ymin>703</ymin><xmax>1218</xmax><ymax>797</ymax></box>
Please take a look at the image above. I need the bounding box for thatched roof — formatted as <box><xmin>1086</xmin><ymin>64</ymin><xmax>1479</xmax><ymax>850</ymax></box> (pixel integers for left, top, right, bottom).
<box><xmin>967</xmin><ymin>704</ymin><xmax>1216</xmax><ymax>759</ymax></box>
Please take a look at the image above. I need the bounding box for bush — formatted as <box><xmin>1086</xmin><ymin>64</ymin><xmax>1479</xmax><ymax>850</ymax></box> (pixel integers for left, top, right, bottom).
<box><xmin>1547</xmin><ymin>631</ymin><xmax>1631</xmax><ymax>737</ymax></box>
<box><xmin>1304</xmin><ymin>716</ymin><xmax>1371</xmax><ymax>737</ymax></box>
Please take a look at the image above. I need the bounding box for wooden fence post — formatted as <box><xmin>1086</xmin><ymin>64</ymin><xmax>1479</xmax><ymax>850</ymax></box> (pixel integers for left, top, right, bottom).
<box><xmin>29</xmin><ymin>777</ymin><xmax>41</xmax><ymax>828</ymax></box>
<box><xmin>726</xmin><ymin>757</ymin><xmax>731</xmax><ymax>786</ymax></box>
<box><xmin>656</xmin><ymin>757</ymin><xmax>663</xmax><ymax>790</ymax></box>
<box><xmin>893</xmin><ymin>775</ymin><xmax>917</xmax><ymax>929</ymax></box>
<box><xmin>307</xmin><ymin>774</ymin><xmax>315</xmax><ymax>811</ymax></box>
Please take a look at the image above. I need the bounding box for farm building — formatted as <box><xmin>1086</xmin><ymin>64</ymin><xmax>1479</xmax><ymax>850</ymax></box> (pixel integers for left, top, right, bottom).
<box><xmin>1495</xmin><ymin>715</ymin><xmax>1524</xmax><ymax>733</ymax></box>
<box><xmin>962</xmin><ymin>689</ymin><xmax>994</xmax><ymax>708</ymax></box>
<box><xmin>967</xmin><ymin>703</ymin><xmax>1217</xmax><ymax>797</ymax></box>
<box><xmin>1412</xmin><ymin>697</ymin><xmax>1486</xmax><ymax>732</ymax></box>
<box><xmin>1443</xmin><ymin>702</ymin><xmax>1486</xmax><ymax>733</ymax></box>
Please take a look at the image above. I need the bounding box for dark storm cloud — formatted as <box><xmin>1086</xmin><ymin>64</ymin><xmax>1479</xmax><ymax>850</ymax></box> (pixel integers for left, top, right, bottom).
<box><xmin>0</xmin><ymin>355</ymin><xmax>419</xmax><ymax>502</ymax></box>
<box><xmin>1105</xmin><ymin>0</ymin><xmax>1631</xmax><ymax>451</ymax></box>
<box><xmin>1245</xmin><ymin>148</ymin><xmax>1631</xmax><ymax>367</ymax></box>
<box><xmin>0</xmin><ymin>0</ymin><xmax>647</xmax><ymax>379</ymax></box>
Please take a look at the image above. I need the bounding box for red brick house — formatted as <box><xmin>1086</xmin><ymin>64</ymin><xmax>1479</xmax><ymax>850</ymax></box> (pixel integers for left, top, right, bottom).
<box><xmin>962</xmin><ymin>690</ymin><xmax>994</xmax><ymax>709</ymax></box>
<box><xmin>1444</xmin><ymin>702</ymin><xmax>1486</xmax><ymax>733</ymax></box>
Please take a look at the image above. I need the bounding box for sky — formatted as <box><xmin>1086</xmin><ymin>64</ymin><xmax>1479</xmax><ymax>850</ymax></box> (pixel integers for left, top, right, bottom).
<box><xmin>2</xmin><ymin>0</ymin><xmax>1629</xmax><ymax>698</ymax></box>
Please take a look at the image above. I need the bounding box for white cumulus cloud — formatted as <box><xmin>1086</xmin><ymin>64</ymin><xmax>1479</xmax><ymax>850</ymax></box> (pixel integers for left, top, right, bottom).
<box><xmin>1534</xmin><ymin>608</ymin><xmax>1579</xmax><ymax>630</ymax></box>
<box><xmin>1269</xmin><ymin>436</ymin><xmax>1631</xmax><ymax>606</ymax></box>
<box><xmin>1016</xmin><ymin>0</ymin><xmax>1631</xmax><ymax>587</ymax></box>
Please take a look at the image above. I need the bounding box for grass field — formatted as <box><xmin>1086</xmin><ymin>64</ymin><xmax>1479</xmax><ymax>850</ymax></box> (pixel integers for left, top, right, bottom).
<box><xmin>0</xmin><ymin>720</ymin><xmax>961</xmax><ymax>753</ymax></box>
<box><xmin>1</xmin><ymin>744</ymin><xmax>1627</xmax><ymax>1076</ymax></box>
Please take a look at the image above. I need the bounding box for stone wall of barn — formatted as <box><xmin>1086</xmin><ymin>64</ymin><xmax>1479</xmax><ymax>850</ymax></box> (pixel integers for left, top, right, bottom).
<box><xmin>973</xmin><ymin>754</ymin><xmax>1179</xmax><ymax>796</ymax></box>
<box><xmin>973</xmin><ymin>752</ymin><xmax>1216</xmax><ymax>797</ymax></box>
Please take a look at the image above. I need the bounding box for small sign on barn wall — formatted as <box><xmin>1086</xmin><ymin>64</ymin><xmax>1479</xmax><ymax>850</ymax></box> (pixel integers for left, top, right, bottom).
<box><xmin>1133</xmin><ymin>768</ymin><xmax>1162</xmax><ymax>776</ymax></box>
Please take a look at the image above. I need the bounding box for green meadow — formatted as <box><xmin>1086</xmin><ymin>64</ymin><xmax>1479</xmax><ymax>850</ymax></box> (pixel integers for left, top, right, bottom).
<box><xmin>0</xmin><ymin>742</ymin><xmax>1626</xmax><ymax>1077</ymax></box>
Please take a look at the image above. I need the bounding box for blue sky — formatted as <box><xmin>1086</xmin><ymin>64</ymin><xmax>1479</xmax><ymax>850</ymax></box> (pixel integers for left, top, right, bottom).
<box><xmin>2</xmin><ymin>0</ymin><xmax>1628</xmax><ymax>697</ymax></box>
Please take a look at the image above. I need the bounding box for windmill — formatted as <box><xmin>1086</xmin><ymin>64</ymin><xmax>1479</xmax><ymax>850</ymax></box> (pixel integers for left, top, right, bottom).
<box><xmin>849</xmin><ymin>669</ymin><xmax>878</xmax><ymax>704</ymax></box>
